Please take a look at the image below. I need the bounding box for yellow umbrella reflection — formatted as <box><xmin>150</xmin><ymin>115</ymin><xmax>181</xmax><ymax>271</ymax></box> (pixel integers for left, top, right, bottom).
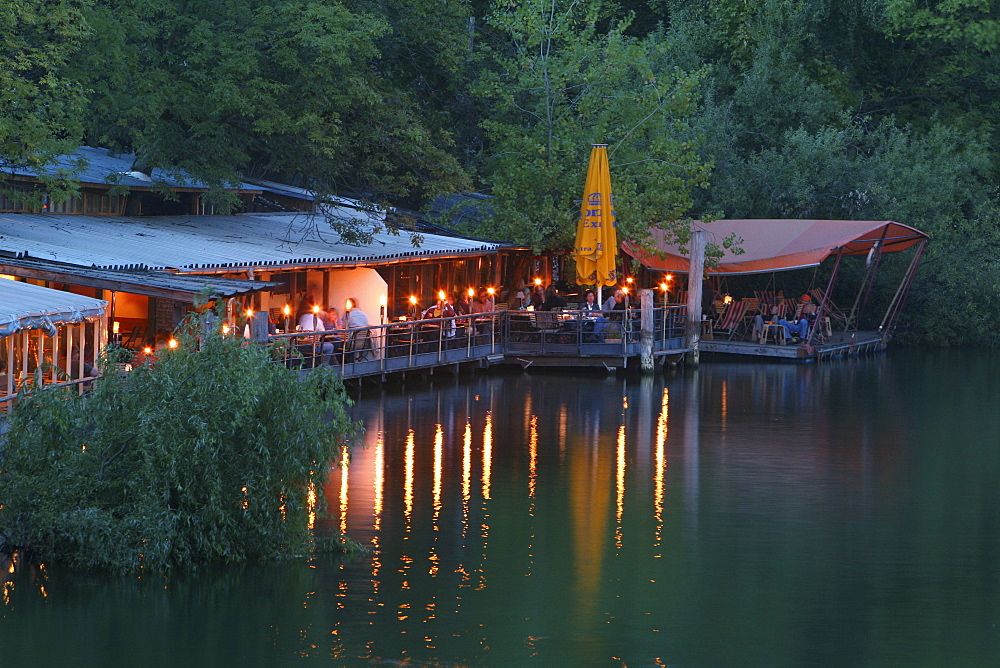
<box><xmin>574</xmin><ymin>144</ymin><xmax>618</xmax><ymax>293</ymax></box>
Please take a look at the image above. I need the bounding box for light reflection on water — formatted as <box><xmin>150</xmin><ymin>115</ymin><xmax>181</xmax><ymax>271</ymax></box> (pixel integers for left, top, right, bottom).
<box><xmin>4</xmin><ymin>351</ymin><xmax>1000</xmax><ymax>665</ymax></box>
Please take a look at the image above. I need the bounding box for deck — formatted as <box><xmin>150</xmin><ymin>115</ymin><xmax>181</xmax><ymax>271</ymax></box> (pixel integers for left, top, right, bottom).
<box><xmin>267</xmin><ymin>308</ymin><xmax>890</xmax><ymax>382</ymax></box>
<box><xmin>272</xmin><ymin>307</ymin><xmax>691</xmax><ymax>380</ymax></box>
<box><xmin>700</xmin><ymin>330</ymin><xmax>887</xmax><ymax>361</ymax></box>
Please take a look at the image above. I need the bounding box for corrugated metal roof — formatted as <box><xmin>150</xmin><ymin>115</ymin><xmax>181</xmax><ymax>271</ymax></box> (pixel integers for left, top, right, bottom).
<box><xmin>8</xmin><ymin>146</ymin><xmax>257</xmax><ymax>192</ymax></box>
<box><xmin>0</xmin><ymin>258</ymin><xmax>278</xmax><ymax>302</ymax></box>
<box><xmin>0</xmin><ymin>212</ymin><xmax>502</xmax><ymax>272</ymax></box>
<box><xmin>0</xmin><ymin>279</ymin><xmax>106</xmax><ymax>336</ymax></box>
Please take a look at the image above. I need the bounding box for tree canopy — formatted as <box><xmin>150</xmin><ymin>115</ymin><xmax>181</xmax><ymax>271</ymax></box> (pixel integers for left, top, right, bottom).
<box><xmin>3</xmin><ymin>0</ymin><xmax>1000</xmax><ymax>343</ymax></box>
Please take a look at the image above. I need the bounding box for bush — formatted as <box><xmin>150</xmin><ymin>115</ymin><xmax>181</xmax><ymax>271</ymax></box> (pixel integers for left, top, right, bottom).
<box><xmin>0</xmin><ymin>311</ymin><xmax>360</xmax><ymax>572</ymax></box>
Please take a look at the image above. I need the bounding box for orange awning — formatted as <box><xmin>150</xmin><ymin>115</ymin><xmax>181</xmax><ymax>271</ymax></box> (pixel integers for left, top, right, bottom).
<box><xmin>623</xmin><ymin>219</ymin><xmax>928</xmax><ymax>275</ymax></box>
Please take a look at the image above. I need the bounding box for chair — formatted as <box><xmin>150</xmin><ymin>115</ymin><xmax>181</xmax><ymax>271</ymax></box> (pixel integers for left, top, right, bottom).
<box><xmin>122</xmin><ymin>325</ymin><xmax>145</xmax><ymax>350</ymax></box>
<box><xmin>713</xmin><ymin>301</ymin><xmax>748</xmax><ymax>340</ymax></box>
<box><xmin>533</xmin><ymin>309</ymin><xmax>561</xmax><ymax>332</ymax></box>
<box><xmin>809</xmin><ymin>288</ymin><xmax>847</xmax><ymax>329</ymax></box>
<box><xmin>741</xmin><ymin>297</ymin><xmax>760</xmax><ymax>314</ymax></box>
<box><xmin>344</xmin><ymin>329</ymin><xmax>374</xmax><ymax>362</ymax></box>
<box><xmin>754</xmin><ymin>290</ymin><xmax>775</xmax><ymax>305</ymax></box>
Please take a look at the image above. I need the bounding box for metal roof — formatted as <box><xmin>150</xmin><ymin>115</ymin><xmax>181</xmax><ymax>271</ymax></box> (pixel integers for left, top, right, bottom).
<box><xmin>6</xmin><ymin>146</ymin><xmax>258</xmax><ymax>192</ymax></box>
<box><xmin>0</xmin><ymin>258</ymin><xmax>278</xmax><ymax>303</ymax></box>
<box><xmin>0</xmin><ymin>212</ymin><xmax>503</xmax><ymax>272</ymax></box>
<box><xmin>0</xmin><ymin>279</ymin><xmax>107</xmax><ymax>337</ymax></box>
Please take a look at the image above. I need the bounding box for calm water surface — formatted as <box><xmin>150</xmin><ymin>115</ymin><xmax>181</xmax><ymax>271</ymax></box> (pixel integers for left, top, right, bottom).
<box><xmin>3</xmin><ymin>349</ymin><xmax>1000</xmax><ymax>666</ymax></box>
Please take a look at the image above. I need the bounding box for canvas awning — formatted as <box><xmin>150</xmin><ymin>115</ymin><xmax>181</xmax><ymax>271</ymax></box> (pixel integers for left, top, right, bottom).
<box><xmin>623</xmin><ymin>219</ymin><xmax>929</xmax><ymax>275</ymax></box>
<box><xmin>0</xmin><ymin>279</ymin><xmax>107</xmax><ymax>337</ymax></box>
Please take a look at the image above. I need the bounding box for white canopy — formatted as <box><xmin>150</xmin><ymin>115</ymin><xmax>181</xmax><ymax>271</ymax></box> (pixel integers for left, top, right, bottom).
<box><xmin>0</xmin><ymin>279</ymin><xmax>107</xmax><ymax>337</ymax></box>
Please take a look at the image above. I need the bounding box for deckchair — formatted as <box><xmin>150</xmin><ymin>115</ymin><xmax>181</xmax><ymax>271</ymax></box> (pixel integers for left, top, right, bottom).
<box><xmin>713</xmin><ymin>301</ymin><xmax>748</xmax><ymax>340</ymax></box>
<box><xmin>809</xmin><ymin>288</ymin><xmax>848</xmax><ymax>329</ymax></box>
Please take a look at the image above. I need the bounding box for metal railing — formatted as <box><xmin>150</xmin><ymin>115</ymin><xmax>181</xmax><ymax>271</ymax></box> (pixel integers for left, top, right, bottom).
<box><xmin>267</xmin><ymin>306</ymin><xmax>688</xmax><ymax>378</ymax></box>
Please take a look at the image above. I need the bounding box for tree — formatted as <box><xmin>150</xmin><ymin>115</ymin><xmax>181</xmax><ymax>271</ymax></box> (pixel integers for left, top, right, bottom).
<box><xmin>0</xmin><ymin>311</ymin><xmax>361</xmax><ymax>572</ymax></box>
<box><xmin>0</xmin><ymin>0</ymin><xmax>90</xmax><ymax>204</ymax></box>
<box><xmin>62</xmin><ymin>0</ymin><xmax>471</xmax><ymax>231</ymax></box>
<box><xmin>462</xmin><ymin>0</ymin><xmax>712</xmax><ymax>251</ymax></box>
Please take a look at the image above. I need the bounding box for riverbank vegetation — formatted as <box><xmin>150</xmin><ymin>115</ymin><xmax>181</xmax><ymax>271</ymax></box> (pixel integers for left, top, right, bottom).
<box><xmin>4</xmin><ymin>0</ymin><xmax>997</xmax><ymax>344</ymax></box>
<box><xmin>0</xmin><ymin>314</ymin><xmax>361</xmax><ymax>573</ymax></box>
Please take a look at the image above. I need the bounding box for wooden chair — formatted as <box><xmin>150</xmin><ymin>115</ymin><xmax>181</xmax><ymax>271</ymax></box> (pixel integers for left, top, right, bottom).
<box><xmin>809</xmin><ymin>288</ymin><xmax>847</xmax><ymax>329</ymax></box>
<box><xmin>122</xmin><ymin>325</ymin><xmax>146</xmax><ymax>350</ymax></box>
<box><xmin>713</xmin><ymin>301</ymin><xmax>748</xmax><ymax>340</ymax></box>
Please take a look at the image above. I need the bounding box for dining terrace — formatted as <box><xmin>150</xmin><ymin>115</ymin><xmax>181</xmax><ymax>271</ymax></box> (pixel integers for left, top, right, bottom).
<box><xmin>262</xmin><ymin>305</ymin><xmax>690</xmax><ymax>380</ymax></box>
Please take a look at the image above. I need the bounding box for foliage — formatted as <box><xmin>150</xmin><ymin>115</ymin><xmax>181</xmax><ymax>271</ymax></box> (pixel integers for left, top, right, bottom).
<box><xmin>0</xmin><ymin>0</ymin><xmax>89</xmax><ymax>204</ymax></box>
<box><xmin>459</xmin><ymin>0</ymin><xmax>712</xmax><ymax>250</ymax></box>
<box><xmin>0</xmin><ymin>311</ymin><xmax>361</xmax><ymax>572</ymax></box>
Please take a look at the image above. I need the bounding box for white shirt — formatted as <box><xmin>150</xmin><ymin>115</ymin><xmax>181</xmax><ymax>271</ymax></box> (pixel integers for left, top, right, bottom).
<box><xmin>298</xmin><ymin>312</ymin><xmax>325</xmax><ymax>332</ymax></box>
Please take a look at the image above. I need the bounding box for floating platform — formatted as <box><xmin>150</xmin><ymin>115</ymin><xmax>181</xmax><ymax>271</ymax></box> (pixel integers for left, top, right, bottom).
<box><xmin>700</xmin><ymin>330</ymin><xmax>887</xmax><ymax>362</ymax></box>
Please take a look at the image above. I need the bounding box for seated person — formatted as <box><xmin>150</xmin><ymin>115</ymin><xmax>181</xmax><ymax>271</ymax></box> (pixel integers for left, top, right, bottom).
<box><xmin>296</xmin><ymin>306</ymin><xmax>334</xmax><ymax>365</ymax></box>
<box><xmin>345</xmin><ymin>299</ymin><xmax>370</xmax><ymax>328</ymax></box>
<box><xmin>67</xmin><ymin>345</ymin><xmax>98</xmax><ymax>381</ymax></box>
<box><xmin>777</xmin><ymin>294</ymin><xmax>816</xmax><ymax>343</ymax></box>
<box><xmin>422</xmin><ymin>298</ymin><xmax>457</xmax><ymax>339</ymax></box>
<box><xmin>540</xmin><ymin>284</ymin><xmax>567</xmax><ymax>311</ymax></box>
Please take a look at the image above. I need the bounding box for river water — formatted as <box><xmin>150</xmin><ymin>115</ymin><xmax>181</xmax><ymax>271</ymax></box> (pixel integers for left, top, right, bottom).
<box><xmin>2</xmin><ymin>350</ymin><xmax>999</xmax><ymax>666</ymax></box>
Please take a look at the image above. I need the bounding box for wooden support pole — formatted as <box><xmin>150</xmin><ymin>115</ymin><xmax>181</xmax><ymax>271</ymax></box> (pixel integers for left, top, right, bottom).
<box><xmin>639</xmin><ymin>288</ymin><xmax>654</xmax><ymax>372</ymax></box>
<box><xmin>250</xmin><ymin>311</ymin><xmax>270</xmax><ymax>342</ymax></box>
<box><xmin>685</xmin><ymin>230</ymin><xmax>707</xmax><ymax>366</ymax></box>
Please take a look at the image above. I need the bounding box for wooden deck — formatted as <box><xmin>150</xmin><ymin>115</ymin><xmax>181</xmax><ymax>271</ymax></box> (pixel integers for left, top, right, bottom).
<box><xmin>701</xmin><ymin>330</ymin><xmax>887</xmax><ymax>361</ymax></box>
<box><xmin>272</xmin><ymin>309</ymin><xmax>890</xmax><ymax>382</ymax></box>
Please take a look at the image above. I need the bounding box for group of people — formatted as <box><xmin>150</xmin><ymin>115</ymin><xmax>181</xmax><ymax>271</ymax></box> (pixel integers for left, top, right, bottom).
<box><xmin>294</xmin><ymin>296</ymin><xmax>369</xmax><ymax>366</ymax></box>
<box><xmin>754</xmin><ymin>293</ymin><xmax>818</xmax><ymax>344</ymax></box>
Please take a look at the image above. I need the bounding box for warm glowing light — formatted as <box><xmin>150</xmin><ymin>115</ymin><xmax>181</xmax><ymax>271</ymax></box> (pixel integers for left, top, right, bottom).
<box><xmin>313</xmin><ymin>304</ymin><xmax>320</xmax><ymax>314</ymax></box>
<box><xmin>379</xmin><ymin>294</ymin><xmax>387</xmax><ymax>306</ymax></box>
<box><xmin>143</xmin><ymin>346</ymin><xmax>152</xmax><ymax>354</ymax></box>
<box><xmin>437</xmin><ymin>290</ymin><xmax>446</xmax><ymax>301</ymax></box>
<box><xmin>409</xmin><ymin>295</ymin><xmax>417</xmax><ymax>305</ymax></box>
<box><xmin>167</xmin><ymin>338</ymin><xmax>178</xmax><ymax>349</ymax></box>
<box><xmin>622</xmin><ymin>286</ymin><xmax>629</xmax><ymax>294</ymax></box>
<box><xmin>723</xmin><ymin>294</ymin><xmax>733</xmax><ymax>304</ymax></box>
<box><xmin>433</xmin><ymin>424</ymin><xmax>443</xmax><ymax>519</ymax></box>
<box><xmin>660</xmin><ymin>282</ymin><xmax>668</xmax><ymax>291</ymax></box>
<box><xmin>246</xmin><ymin>308</ymin><xmax>254</xmax><ymax>318</ymax></box>
<box><xmin>487</xmin><ymin>287</ymin><xmax>495</xmax><ymax>296</ymax></box>
<box><xmin>222</xmin><ymin>324</ymin><xmax>230</xmax><ymax>335</ymax></box>
<box><xmin>482</xmin><ymin>412</ymin><xmax>493</xmax><ymax>500</ymax></box>
<box><xmin>626</xmin><ymin>277</ymin><xmax>634</xmax><ymax>284</ymax></box>
<box><xmin>666</xmin><ymin>274</ymin><xmax>673</xmax><ymax>281</ymax></box>
<box><xmin>468</xmin><ymin>287</ymin><xmax>476</xmax><ymax>298</ymax></box>
<box><xmin>283</xmin><ymin>304</ymin><xmax>291</xmax><ymax>317</ymax></box>
<box><xmin>534</xmin><ymin>277</ymin><xmax>542</xmax><ymax>286</ymax></box>
<box><xmin>345</xmin><ymin>299</ymin><xmax>353</xmax><ymax>311</ymax></box>
<box><xmin>112</xmin><ymin>321</ymin><xmax>120</xmax><ymax>334</ymax></box>
<box><xmin>404</xmin><ymin>429</ymin><xmax>415</xmax><ymax>524</ymax></box>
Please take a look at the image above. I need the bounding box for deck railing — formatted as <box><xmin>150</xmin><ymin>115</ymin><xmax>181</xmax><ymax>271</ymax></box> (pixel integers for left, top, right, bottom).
<box><xmin>266</xmin><ymin>306</ymin><xmax>688</xmax><ymax>378</ymax></box>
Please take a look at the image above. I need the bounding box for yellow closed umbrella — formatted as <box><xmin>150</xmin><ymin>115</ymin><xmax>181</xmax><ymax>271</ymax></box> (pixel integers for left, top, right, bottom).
<box><xmin>574</xmin><ymin>144</ymin><xmax>618</xmax><ymax>290</ymax></box>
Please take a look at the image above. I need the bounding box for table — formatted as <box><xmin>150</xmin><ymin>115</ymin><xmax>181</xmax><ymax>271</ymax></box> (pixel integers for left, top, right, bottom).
<box><xmin>759</xmin><ymin>322</ymin><xmax>786</xmax><ymax>345</ymax></box>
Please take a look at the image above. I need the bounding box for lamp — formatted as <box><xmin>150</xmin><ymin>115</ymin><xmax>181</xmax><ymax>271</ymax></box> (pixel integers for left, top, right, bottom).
<box><xmin>379</xmin><ymin>294</ymin><xmax>387</xmax><ymax>325</ymax></box>
<box><xmin>168</xmin><ymin>338</ymin><xmax>178</xmax><ymax>349</ymax></box>
<box><xmin>534</xmin><ymin>277</ymin><xmax>542</xmax><ymax>286</ymax></box>
<box><xmin>468</xmin><ymin>287</ymin><xmax>475</xmax><ymax>298</ymax></box>
<box><xmin>283</xmin><ymin>304</ymin><xmax>291</xmax><ymax>333</ymax></box>
<box><xmin>313</xmin><ymin>304</ymin><xmax>321</xmax><ymax>331</ymax></box>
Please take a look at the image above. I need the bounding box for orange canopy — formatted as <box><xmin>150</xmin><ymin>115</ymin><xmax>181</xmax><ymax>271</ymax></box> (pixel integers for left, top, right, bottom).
<box><xmin>623</xmin><ymin>219</ymin><xmax>928</xmax><ymax>275</ymax></box>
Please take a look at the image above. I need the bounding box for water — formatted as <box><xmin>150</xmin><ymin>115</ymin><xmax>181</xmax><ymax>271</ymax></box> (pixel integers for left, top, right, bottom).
<box><xmin>3</xmin><ymin>350</ymin><xmax>1000</xmax><ymax>666</ymax></box>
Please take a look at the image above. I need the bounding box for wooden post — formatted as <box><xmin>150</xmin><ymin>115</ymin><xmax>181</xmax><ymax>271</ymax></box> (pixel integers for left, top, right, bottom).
<box><xmin>250</xmin><ymin>311</ymin><xmax>270</xmax><ymax>343</ymax></box>
<box><xmin>639</xmin><ymin>288</ymin><xmax>654</xmax><ymax>372</ymax></box>
<box><xmin>685</xmin><ymin>230</ymin><xmax>707</xmax><ymax>366</ymax></box>
<box><xmin>201</xmin><ymin>313</ymin><xmax>218</xmax><ymax>349</ymax></box>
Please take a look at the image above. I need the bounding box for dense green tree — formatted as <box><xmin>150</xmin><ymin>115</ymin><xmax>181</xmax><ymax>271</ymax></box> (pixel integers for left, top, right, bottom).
<box><xmin>462</xmin><ymin>0</ymin><xmax>712</xmax><ymax>251</ymax></box>
<box><xmin>0</xmin><ymin>0</ymin><xmax>90</xmax><ymax>202</ymax></box>
<box><xmin>0</xmin><ymin>312</ymin><xmax>361</xmax><ymax>572</ymax></box>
